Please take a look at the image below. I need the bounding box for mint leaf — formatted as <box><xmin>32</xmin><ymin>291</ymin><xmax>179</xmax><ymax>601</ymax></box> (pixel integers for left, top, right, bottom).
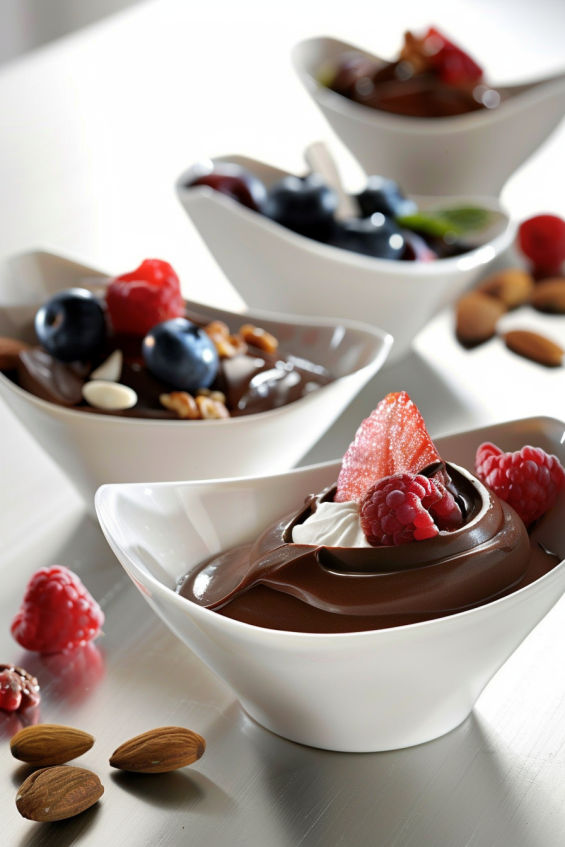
<box><xmin>397</xmin><ymin>206</ymin><xmax>496</xmax><ymax>238</ymax></box>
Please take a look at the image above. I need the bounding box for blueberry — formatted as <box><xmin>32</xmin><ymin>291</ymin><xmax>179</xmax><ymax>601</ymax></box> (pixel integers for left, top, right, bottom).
<box><xmin>356</xmin><ymin>176</ymin><xmax>417</xmax><ymax>219</ymax></box>
<box><xmin>263</xmin><ymin>173</ymin><xmax>338</xmax><ymax>242</ymax></box>
<box><xmin>35</xmin><ymin>288</ymin><xmax>107</xmax><ymax>362</ymax></box>
<box><xmin>331</xmin><ymin>214</ymin><xmax>405</xmax><ymax>260</ymax></box>
<box><xmin>142</xmin><ymin>318</ymin><xmax>219</xmax><ymax>392</ymax></box>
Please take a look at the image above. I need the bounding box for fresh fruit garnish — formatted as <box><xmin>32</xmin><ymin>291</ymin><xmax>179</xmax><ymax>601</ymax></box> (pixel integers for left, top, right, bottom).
<box><xmin>424</xmin><ymin>27</ymin><xmax>483</xmax><ymax>85</ymax></box>
<box><xmin>356</xmin><ymin>176</ymin><xmax>417</xmax><ymax>220</ymax></box>
<box><xmin>518</xmin><ymin>214</ymin><xmax>565</xmax><ymax>277</ymax></box>
<box><xmin>264</xmin><ymin>174</ymin><xmax>338</xmax><ymax>243</ymax></box>
<box><xmin>360</xmin><ymin>472</ymin><xmax>462</xmax><ymax>546</ymax></box>
<box><xmin>35</xmin><ymin>289</ymin><xmax>106</xmax><ymax>363</ymax></box>
<box><xmin>475</xmin><ymin>442</ymin><xmax>565</xmax><ymax>526</ymax></box>
<box><xmin>397</xmin><ymin>206</ymin><xmax>499</xmax><ymax>239</ymax></box>
<box><xmin>335</xmin><ymin>391</ymin><xmax>443</xmax><ymax>503</ymax></box>
<box><xmin>331</xmin><ymin>215</ymin><xmax>405</xmax><ymax>260</ymax></box>
<box><xmin>106</xmin><ymin>259</ymin><xmax>185</xmax><ymax>337</ymax></box>
<box><xmin>187</xmin><ymin>162</ymin><xmax>268</xmax><ymax>212</ymax></box>
<box><xmin>0</xmin><ymin>664</ymin><xmax>40</xmax><ymax>713</ymax></box>
<box><xmin>11</xmin><ymin>566</ymin><xmax>104</xmax><ymax>654</ymax></box>
<box><xmin>142</xmin><ymin>318</ymin><xmax>219</xmax><ymax>393</ymax></box>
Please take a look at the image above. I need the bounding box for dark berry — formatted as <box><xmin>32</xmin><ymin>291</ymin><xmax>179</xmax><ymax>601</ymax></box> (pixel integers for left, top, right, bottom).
<box><xmin>263</xmin><ymin>174</ymin><xmax>338</xmax><ymax>242</ymax></box>
<box><xmin>356</xmin><ymin>176</ymin><xmax>417</xmax><ymax>219</ymax></box>
<box><xmin>187</xmin><ymin>162</ymin><xmax>267</xmax><ymax>212</ymax></box>
<box><xmin>331</xmin><ymin>214</ymin><xmax>405</xmax><ymax>260</ymax></box>
<box><xmin>35</xmin><ymin>289</ymin><xmax>106</xmax><ymax>363</ymax></box>
<box><xmin>142</xmin><ymin>318</ymin><xmax>219</xmax><ymax>392</ymax></box>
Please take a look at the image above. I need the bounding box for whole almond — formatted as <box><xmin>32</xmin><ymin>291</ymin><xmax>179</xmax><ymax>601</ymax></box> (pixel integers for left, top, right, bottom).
<box><xmin>456</xmin><ymin>292</ymin><xmax>507</xmax><ymax>347</ymax></box>
<box><xmin>110</xmin><ymin>726</ymin><xmax>205</xmax><ymax>773</ymax></box>
<box><xmin>0</xmin><ymin>337</ymin><xmax>30</xmax><ymax>370</ymax></box>
<box><xmin>531</xmin><ymin>278</ymin><xmax>565</xmax><ymax>313</ymax></box>
<box><xmin>504</xmin><ymin>330</ymin><xmax>563</xmax><ymax>367</ymax></box>
<box><xmin>11</xmin><ymin>724</ymin><xmax>95</xmax><ymax>767</ymax></box>
<box><xmin>16</xmin><ymin>766</ymin><xmax>103</xmax><ymax>822</ymax></box>
<box><xmin>477</xmin><ymin>268</ymin><xmax>534</xmax><ymax>309</ymax></box>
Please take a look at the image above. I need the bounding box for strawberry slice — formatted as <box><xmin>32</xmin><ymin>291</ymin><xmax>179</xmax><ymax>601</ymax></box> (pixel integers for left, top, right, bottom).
<box><xmin>425</xmin><ymin>27</ymin><xmax>483</xmax><ymax>86</ymax></box>
<box><xmin>335</xmin><ymin>392</ymin><xmax>443</xmax><ymax>503</ymax></box>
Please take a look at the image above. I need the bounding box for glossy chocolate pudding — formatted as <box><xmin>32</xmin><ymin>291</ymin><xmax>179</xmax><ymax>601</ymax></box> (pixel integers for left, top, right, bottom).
<box><xmin>178</xmin><ymin>465</ymin><xmax>560</xmax><ymax>633</ymax></box>
<box><xmin>2</xmin><ymin>310</ymin><xmax>332</xmax><ymax>419</ymax></box>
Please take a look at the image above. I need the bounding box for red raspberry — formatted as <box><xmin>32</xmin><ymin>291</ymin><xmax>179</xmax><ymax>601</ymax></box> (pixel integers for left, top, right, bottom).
<box><xmin>0</xmin><ymin>670</ymin><xmax>23</xmax><ymax>712</ymax></box>
<box><xmin>11</xmin><ymin>566</ymin><xmax>104</xmax><ymax>654</ymax></box>
<box><xmin>476</xmin><ymin>442</ymin><xmax>565</xmax><ymax>526</ymax></box>
<box><xmin>518</xmin><ymin>215</ymin><xmax>565</xmax><ymax>276</ymax></box>
<box><xmin>359</xmin><ymin>472</ymin><xmax>462</xmax><ymax>547</ymax></box>
<box><xmin>425</xmin><ymin>27</ymin><xmax>483</xmax><ymax>85</ymax></box>
<box><xmin>106</xmin><ymin>259</ymin><xmax>185</xmax><ymax>336</ymax></box>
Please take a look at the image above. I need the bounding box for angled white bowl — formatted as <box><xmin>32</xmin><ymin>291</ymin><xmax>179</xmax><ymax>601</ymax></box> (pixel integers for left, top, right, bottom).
<box><xmin>0</xmin><ymin>250</ymin><xmax>391</xmax><ymax>511</ymax></box>
<box><xmin>177</xmin><ymin>156</ymin><xmax>513</xmax><ymax>367</ymax></box>
<box><xmin>96</xmin><ymin>417</ymin><xmax>565</xmax><ymax>752</ymax></box>
<box><xmin>292</xmin><ymin>36</ymin><xmax>565</xmax><ymax>197</ymax></box>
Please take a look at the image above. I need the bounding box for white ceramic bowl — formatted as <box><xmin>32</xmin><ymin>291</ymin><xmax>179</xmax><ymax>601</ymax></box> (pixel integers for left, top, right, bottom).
<box><xmin>177</xmin><ymin>156</ymin><xmax>512</xmax><ymax>367</ymax></box>
<box><xmin>0</xmin><ymin>250</ymin><xmax>391</xmax><ymax>511</ymax></box>
<box><xmin>96</xmin><ymin>416</ymin><xmax>565</xmax><ymax>753</ymax></box>
<box><xmin>292</xmin><ymin>36</ymin><xmax>565</xmax><ymax>197</ymax></box>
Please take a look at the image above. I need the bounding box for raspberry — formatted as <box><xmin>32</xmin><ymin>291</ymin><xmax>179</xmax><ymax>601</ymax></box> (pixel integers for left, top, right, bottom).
<box><xmin>336</xmin><ymin>391</ymin><xmax>443</xmax><ymax>503</ymax></box>
<box><xmin>0</xmin><ymin>664</ymin><xmax>40</xmax><ymax>712</ymax></box>
<box><xmin>518</xmin><ymin>215</ymin><xmax>565</xmax><ymax>276</ymax></box>
<box><xmin>425</xmin><ymin>27</ymin><xmax>483</xmax><ymax>85</ymax></box>
<box><xmin>359</xmin><ymin>472</ymin><xmax>462</xmax><ymax>546</ymax></box>
<box><xmin>476</xmin><ymin>442</ymin><xmax>565</xmax><ymax>526</ymax></box>
<box><xmin>106</xmin><ymin>259</ymin><xmax>185</xmax><ymax>336</ymax></box>
<box><xmin>11</xmin><ymin>566</ymin><xmax>104</xmax><ymax>654</ymax></box>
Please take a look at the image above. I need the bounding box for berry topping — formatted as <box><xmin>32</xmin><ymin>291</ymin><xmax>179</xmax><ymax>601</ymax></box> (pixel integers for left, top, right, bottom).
<box><xmin>331</xmin><ymin>215</ymin><xmax>405</xmax><ymax>260</ymax></box>
<box><xmin>356</xmin><ymin>176</ymin><xmax>417</xmax><ymax>220</ymax></box>
<box><xmin>360</xmin><ymin>472</ymin><xmax>462</xmax><ymax>546</ymax></box>
<box><xmin>264</xmin><ymin>174</ymin><xmax>338</xmax><ymax>243</ymax></box>
<box><xmin>518</xmin><ymin>215</ymin><xmax>565</xmax><ymax>277</ymax></box>
<box><xmin>187</xmin><ymin>162</ymin><xmax>268</xmax><ymax>212</ymax></box>
<box><xmin>475</xmin><ymin>442</ymin><xmax>565</xmax><ymax>526</ymax></box>
<box><xmin>142</xmin><ymin>318</ymin><xmax>219</xmax><ymax>393</ymax></box>
<box><xmin>0</xmin><ymin>665</ymin><xmax>40</xmax><ymax>713</ymax></box>
<box><xmin>106</xmin><ymin>259</ymin><xmax>185</xmax><ymax>337</ymax></box>
<box><xmin>11</xmin><ymin>566</ymin><xmax>104</xmax><ymax>654</ymax></box>
<box><xmin>35</xmin><ymin>289</ymin><xmax>107</xmax><ymax>363</ymax></box>
<box><xmin>424</xmin><ymin>27</ymin><xmax>483</xmax><ymax>85</ymax></box>
<box><xmin>336</xmin><ymin>391</ymin><xmax>442</xmax><ymax>503</ymax></box>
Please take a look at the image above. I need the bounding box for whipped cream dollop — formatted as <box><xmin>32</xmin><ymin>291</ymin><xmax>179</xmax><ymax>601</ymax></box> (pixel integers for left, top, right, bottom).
<box><xmin>291</xmin><ymin>500</ymin><xmax>371</xmax><ymax>548</ymax></box>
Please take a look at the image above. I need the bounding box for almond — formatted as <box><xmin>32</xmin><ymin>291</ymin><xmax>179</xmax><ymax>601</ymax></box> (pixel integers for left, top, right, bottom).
<box><xmin>109</xmin><ymin>726</ymin><xmax>206</xmax><ymax>773</ymax></box>
<box><xmin>531</xmin><ymin>278</ymin><xmax>565</xmax><ymax>313</ymax></box>
<box><xmin>11</xmin><ymin>724</ymin><xmax>94</xmax><ymax>767</ymax></box>
<box><xmin>504</xmin><ymin>330</ymin><xmax>563</xmax><ymax>367</ymax></box>
<box><xmin>0</xmin><ymin>337</ymin><xmax>30</xmax><ymax>370</ymax></box>
<box><xmin>16</xmin><ymin>766</ymin><xmax>103</xmax><ymax>822</ymax></box>
<box><xmin>456</xmin><ymin>292</ymin><xmax>507</xmax><ymax>347</ymax></box>
<box><xmin>477</xmin><ymin>268</ymin><xmax>534</xmax><ymax>309</ymax></box>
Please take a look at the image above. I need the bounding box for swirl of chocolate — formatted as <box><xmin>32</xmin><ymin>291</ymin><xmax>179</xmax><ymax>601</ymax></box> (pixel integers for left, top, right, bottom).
<box><xmin>179</xmin><ymin>465</ymin><xmax>531</xmax><ymax>631</ymax></box>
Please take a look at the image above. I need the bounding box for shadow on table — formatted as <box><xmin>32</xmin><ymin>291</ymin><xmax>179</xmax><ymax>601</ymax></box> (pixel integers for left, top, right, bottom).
<box><xmin>110</xmin><ymin>769</ymin><xmax>235</xmax><ymax>814</ymax></box>
<box><xmin>238</xmin><ymin>709</ymin><xmax>543</xmax><ymax>847</ymax></box>
<box><xmin>16</xmin><ymin>802</ymin><xmax>100</xmax><ymax>847</ymax></box>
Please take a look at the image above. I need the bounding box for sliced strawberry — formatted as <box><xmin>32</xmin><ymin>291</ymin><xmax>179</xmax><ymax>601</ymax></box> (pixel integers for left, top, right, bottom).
<box><xmin>335</xmin><ymin>391</ymin><xmax>442</xmax><ymax>503</ymax></box>
<box><xmin>425</xmin><ymin>27</ymin><xmax>483</xmax><ymax>86</ymax></box>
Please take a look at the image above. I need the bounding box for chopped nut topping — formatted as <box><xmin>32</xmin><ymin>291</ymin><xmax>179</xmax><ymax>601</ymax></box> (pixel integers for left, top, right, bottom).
<box><xmin>196</xmin><ymin>387</ymin><xmax>212</xmax><ymax>397</ymax></box>
<box><xmin>205</xmin><ymin>320</ymin><xmax>248</xmax><ymax>358</ymax></box>
<box><xmin>399</xmin><ymin>31</ymin><xmax>434</xmax><ymax>75</ymax></box>
<box><xmin>210</xmin><ymin>390</ymin><xmax>226</xmax><ymax>404</ymax></box>
<box><xmin>160</xmin><ymin>391</ymin><xmax>200</xmax><ymax>419</ymax></box>
<box><xmin>239</xmin><ymin>324</ymin><xmax>279</xmax><ymax>354</ymax></box>
<box><xmin>195</xmin><ymin>395</ymin><xmax>230</xmax><ymax>419</ymax></box>
<box><xmin>205</xmin><ymin>320</ymin><xmax>230</xmax><ymax>338</ymax></box>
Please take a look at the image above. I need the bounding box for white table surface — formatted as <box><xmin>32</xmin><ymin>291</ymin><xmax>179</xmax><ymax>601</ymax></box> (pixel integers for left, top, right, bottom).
<box><xmin>1</xmin><ymin>0</ymin><xmax>565</xmax><ymax>844</ymax></box>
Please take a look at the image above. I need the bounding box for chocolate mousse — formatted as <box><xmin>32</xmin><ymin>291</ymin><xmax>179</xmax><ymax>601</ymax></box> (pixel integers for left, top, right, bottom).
<box><xmin>325</xmin><ymin>29</ymin><xmax>503</xmax><ymax>119</ymax></box>
<box><xmin>178</xmin><ymin>464</ymin><xmax>560</xmax><ymax>633</ymax></box>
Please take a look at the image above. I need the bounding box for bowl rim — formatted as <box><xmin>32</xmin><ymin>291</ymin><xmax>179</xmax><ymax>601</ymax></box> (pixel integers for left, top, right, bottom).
<box><xmin>0</xmin><ymin>250</ymin><xmax>393</xmax><ymax>428</ymax></box>
<box><xmin>95</xmin><ymin>415</ymin><xmax>565</xmax><ymax>642</ymax></box>
<box><xmin>292</xmin><ymin>34</ymin><xmax>565</xmax><ymax>135</ymax></box>
<box><xmin>176</xmin><ymin>159</ymin><xmax>514</xmax><ymax>277</ymax></box>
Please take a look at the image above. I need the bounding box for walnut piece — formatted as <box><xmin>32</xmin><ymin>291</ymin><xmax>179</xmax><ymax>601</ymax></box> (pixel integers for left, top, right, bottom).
<box><xmin>239</xmin><ymin>324</ymin><xmax>279</xmax><ymax>354</ymax></box>
<box><xmin>195</xmin><ymin>395</ymin><xmax>230</xmax><ymax>419</ymax></box>
<box><xmin>159</xmin><ymin>391</ymin><xmax>200</xmax><ymax>419</ymax></box>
